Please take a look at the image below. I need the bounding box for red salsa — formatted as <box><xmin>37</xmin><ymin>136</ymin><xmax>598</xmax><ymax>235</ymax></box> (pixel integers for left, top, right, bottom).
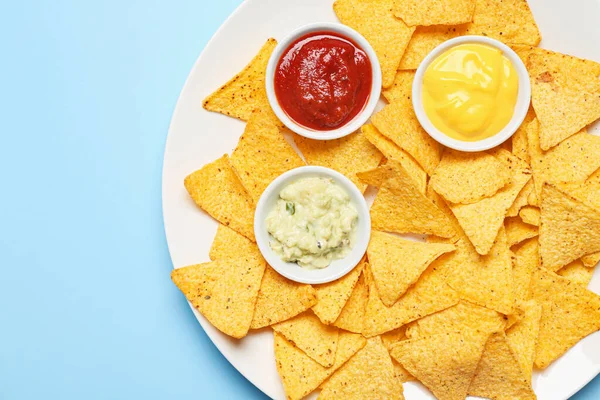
<box><xmin>274</xmin><ymin>31</ymin><xmax>372</xmax><ymax>131</ymax></box>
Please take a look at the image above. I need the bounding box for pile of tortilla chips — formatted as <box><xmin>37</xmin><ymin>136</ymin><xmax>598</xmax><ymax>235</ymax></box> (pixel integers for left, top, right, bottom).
<box><xmin>171</xmin><ymin>0</ymin><xmax>600</xmax><ymax>398</ymax></box>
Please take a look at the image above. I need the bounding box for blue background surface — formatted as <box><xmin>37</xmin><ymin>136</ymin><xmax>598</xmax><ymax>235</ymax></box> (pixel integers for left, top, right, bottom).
<box><xmin>0</xmin><ymin>1</ymin><xmax>598</xmax><ymax>399</ymax></box>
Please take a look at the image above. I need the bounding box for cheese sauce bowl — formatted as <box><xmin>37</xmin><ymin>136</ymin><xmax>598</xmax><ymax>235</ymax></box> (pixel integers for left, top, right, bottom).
<box><xmin>265</xmin><ymin>22</ymin><xmax>382</xmax><ymax>141</ymax></box>
<box><xmin>412</xmin><ymin>36</ymin><xmax>531</xmax><ymax>152</ymax></box>
<box><xmin>254</xmin><ymin>166</ymin><xmax>371</xmax><ymax>284</ymax></box>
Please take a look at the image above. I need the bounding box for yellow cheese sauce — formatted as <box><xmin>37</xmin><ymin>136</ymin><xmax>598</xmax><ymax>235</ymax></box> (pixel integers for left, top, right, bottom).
<box><xmin>422</xmin><ymin>43</ymin><xmax>518</xmax><ymax>142</ymax></box>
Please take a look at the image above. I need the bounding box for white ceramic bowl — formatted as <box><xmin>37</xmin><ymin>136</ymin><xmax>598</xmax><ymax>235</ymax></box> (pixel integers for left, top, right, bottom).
<box><xmin>254</xmin><ymin>166</ymin><xmax>371</xmax><ymax>284</ymax></box>
<box><xmin>412</xmin><ymin>35</ymin><xmax>531</xmax><ymax>152</ymax></box>
<box><xmin>265</xmin><ymin>22</ymin><xmax>382</xmax><ymax>140</ymax></box>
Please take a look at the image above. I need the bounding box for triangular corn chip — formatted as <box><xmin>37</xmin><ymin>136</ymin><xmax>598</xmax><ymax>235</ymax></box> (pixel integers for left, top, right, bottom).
<box><xmin>558</xmin><ymin>181</ymin><xmax>600</xmax><ymax>268</ymax></box>
<box><xmin>368</xmin><ymin>231</ymin><xmax>455</xmax><ymax>306</ymax></box>
<box><xmin>312</xmin><ymin>261</ymin><xmax>364</xmax><ymax>324</ymax></box>
<box><xmin>358</xmin><ymin>162</ymin><xmax>456</xmax><ymax>238</ymax></box>
<box><xmin>528</xmin><ymin>122</ymin><xmax>600</xmax><ymax>204</ymax></box>
<box><xmin>272</xmin><ymin>312</ymin><xmax>339</xmax><ymax>368</ymax></box>
<box><xmin>505</xmin><ymin>216</ymin><xmax>538</xmax><ymax>247</ymax></box>
<box><xmin>519</xmin><ymin>206</ymin><xmax>540</xmax><ymax>226</ymax></box>
<box><xmin>274</xmin><ymin>331</ymin><xmax>366</xmax><ymax>400</ymax></box>
<box><xmin>558</xmin><ymin>260</ymin><xmax>594</xmax><ymax>288</ymax></box>
<box><xmin>362</xmin><ymin>124</ymin><xmax>427</xmax><ymax>193</ymax></box>
<box><xmin>363</xmin><ymin>261</ymin><xmax>460</xmax><ymax>337</ymax></box>
<box><xmin>407</xmin><ymin>301</ymin><xmax>506</xmax><ymax>339</ymax></box>
<box><xmin>469</xmin><ymin>331</ymin><xmax>536</xmax><ymax>400</ymax></box>
<box><xmin>333</xmin><ymin>0</ymin><xmax>414</xmax><ymax>88</ymax></box>
<box><xmin>506</xmin><ymin>300</ymin><xmax>542</xmax><ymax>380</ymax></box>
<box><xmin>371</xmin><ymin>102</ymin><xmax>441</xmax><ymax>174</ymax></box>
<box><xmin>390</xmin><ymin>328</ymin><xmax>489</xmax><ymax>400</ymax></box>
<box><xmin>531</xmin><ymin>268</ymin><xmax>600</xmax><ymax>368</ymax></box>
<box><xmin>430</xmin><ymin>149</ymin><xmax>511</xmax><ymax>204</ymax></box>
<box><xmin>399</xmin><ymin>25</ymin><xmax>467</xmax><ymax>70</ymax></box>
<box><xmin>393</xmin><ymin>0</ymin><xmax>475</xmax><ymax>26</ymax></box>
<box><xmin>446</xmin><ymin>228</ymin><xmax>515</xmax><ymax>314</ymax></box>
<box><xmin>319</xmin><ymin>337</ymin><xmax>402</xmax><ymax>400</ymax></box>
<box><xmin>294</xmin><ymin>132</ymin><xmax>382</xmax><ymax>193</ymax></box>
<box><xmin>209</xmin><ymin>224</ymin><xmax>262</xmax><ymax>261</ymax></box>
<box><xmin>380</xmin><ymin>329</ymin><xmax>415</xmax><ymax>383</ymax></box>
<box><xmin>251</xmin><ymin>266</ymin><xmax>317</xmax><ymax>329</ymax></box>
<box><xmin>399</xmin><ymin>0</ymin><xmax>540</xmax><ymax>69</ymax></box>
<box><xmin>184</xmin><ymin>155</ymin><xmax>255</xmax><ymax>241</ymax></box>
<box><xmin>382</xmin><ymin>70</ymin><xmax>416</xmax><ymax>106</ymax></box>
<box><xmin>511</xmin><ymin>106</ymin><xmax>536</xmax><ymax>163</ymax></box>
<box><xmin>449</xmin><ymin>149</ymin><xmax>531</xmax><ymax>255</ymax></box>
<box><xmin>202</xmin><ymin>39</ymin><xmax>276</xmax><ymax>121</ymax></box>
<box><xmin>333</xmin><ymin>269</ymin><xmax>369</xmax><ymax>333</ymax></box>
<box><xmin>230</xmin><ymin>108</ymin><xmax>304</xmax><ymax>201</ymax></box>
<box><xmin>539</xmin><ymin>184</ymin><xmax>600</xmax><ymax>271</ymax></box>
<box><xmin>512</xmin><ymin>237</ymin><xmax>539</xmax><ymax>303</ymax></box>
<box><xmin>528</xmin><ymin>48</ymin><xmax>600</xmax><ymax>150</ymax></box>
<box><xmin>582</xmin><ymin>252</ymin><xmax>600</xmax><ymax>269</ymax></box>
<box><xmin>171</xmin><ymin>255</ymin><xmax>266</xmax><ymax>339</ymax></box>
<box><xmin>507</xmin><ymin>179</ymin><xmax>534</xmax><ymax>217</ymax></box>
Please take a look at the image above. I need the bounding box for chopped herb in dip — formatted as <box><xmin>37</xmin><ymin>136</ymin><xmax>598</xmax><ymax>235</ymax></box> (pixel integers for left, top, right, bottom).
<box><xmin>266</xmin><ymin>176</ymin><xmax>358</xmax><ymax>269</ymax></box>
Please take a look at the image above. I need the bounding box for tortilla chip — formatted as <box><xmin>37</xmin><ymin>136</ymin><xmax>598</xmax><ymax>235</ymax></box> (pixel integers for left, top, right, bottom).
<box><xmin>507</xmin><ymin>179</ymin><xmax>534</xmax><ymax>217</ymax></box>
<box><xmin>390</xmin><ymin>328</ymin><xmax>489</xmax><ymax>400</ymax></box>
<box><xmin>361</xmin><ymin>124</ymin><xmax>427</xmax><ymax>193</ymax></box>
<box><xmin>430</xmin><ymin>149</ymin><xmax>511</xmax><ymax>204</ymax></box>
<box><xmin>582</xmin><ymin>253</ymin><xmax>600</xmax><ymax>269</ymax></box>
<box><xmin>506</xmin><ymin>300</ymin><xmax>542</xmax><ymax>380</ymax></box>
<box><xmin>528</xmin><ymin>48</ymin><xmax>600</xmax><ymax>150</ymax></box>
<box><xmin>251</xmin><ymin>266</ymin><xmax>317</xmax><ymax>329</ymax></box>
<box><xmin>359</xmin><ymin>162</ymin><xmax>456</xmax><ymax>238</ymax></box>
<box><xmin>531</xmin><ymin>268</ymin><xmax>600</xmax><ymax>368</ymax></box>
<box><xmin>368</xmin><ymin>231</ymin><xmax>455</xmax><ymax>306</ymax></box>
<box><xmin>468</xmin><ymin>331</ymin><xmax>536</xmax><ymax>400</ymax></box>
<box><xmin>371</xmin><ymin>102</ymin><xmax>441</xmax><ymax>174</ymax></box>
<box><xmin>333</xmin><ymin>269</ymin><xmax>369</xmax><ymax>333</ymax></box>
<box><xmin>202</xmin><ymin>39</ymin><xmax>276</xmax><ymax>121</ymax></box>
<box><xmin>380</xmin><ymin>327</ymin><xmax>407</xmax><ymax>349</ymax></box>
<box><xmin>319</xmin><ymin>337</ymin><xmax>402</xmax><ymax>400</ymax></box>
<box><xmin>399</xmin><ymin>25</ymin><xmax>467</xmax><ymax>70</ymax></box>
<box><xmin>511</xmin><ymin>106</ymin><xmax>536</xmax><ymax>163</ymax></box>
<box><xmin>519</xmin><ymin>206</ymin><xmax>540</xmax><ymax>226</ymax></box>
<box><xmin>528</xmin><ymin>124</ymin><xmax>600</xmax><ymax>205</ymax></box>
<box><xmin>171</xmin><ymin>263</ymin><xmax>222</xmax><ymax>302</ymax></box>
<box><xmin>559</xmin><ymin>181</ymin><xmax>600</xmax><ymax>268</ymax></box>
<box><xmin>588</xmin><ymin>168</ymin><xmax>600</xmax><ymax>185</ymax></box>
<box><xmin>230</xmin><ymin>109</ymin><xmax>304</xmax><ymax>201</ymax></box>
<box><xmin>333</xmin><ymin>0</ymin><xmax>414</xmax><ymax>88</ymax></box>
<box><xmin>408</xmin><ymin>301</ymin><xmax>506</xmax><ymax>339</ymax></box>
<box><xmin>171</xmin><ymin>255</ymin><xmax>266</xmax><ymax>339</ymax></box>
<box><xmin>445</xmin><ymin>228</ymin><xmax>515</xmax><ymax>314</ymax></box>
<box><xmin>184</xmin><ymin>155</ymin><xmax>255</xmax><ymax>241</ymax></box>
<box><xmin>449</xmin><ymin>149</ymin><xmax>531</xmax><ymax>255</ymax></box>
<box><xmin>512</xmin><ymin>237</ymin><xmax>539</xmax><ymax>304</ymax></box>
<box><xmin>294</xmin><ymin>132</ymin><xmax>382</xmax><ymax>193</ymax></box>
<box><xmin>209</xmin><ymin>224</ymin><xmax>262</xmax><ymax>261</ymax></box>
<box><xmin>399</xmin><ymin>0</ymin><xmax>540</xmax><ymax>69</ymax></box>
<box><xmin>505</xmin><ymin>217</ymin><xmax>538</xmax><ymax>247</ymax></box>
<box><xmin>393</xmin><ymin>0</ymin><xmax>475</xmax><ymax>26</ymax></box>
<box><xmin>363</xmin><ymin>260</ymin><xmax>460</xmax><ymax>337</ymax></box>
<box><xmin>558</xmin><ymin>260</ymin><xmax>594</xmax><ymax>288</ymax></box>
<box><xmin>382</xmin><ymin>70</ymin><xmax>416</xmax><ymax>106</ymax></box>
<box><xmin>539</xmin><ymin>184</ymin><xmax>600</xmax><ymax>271</ymax></box>
<box><xmin>312</xmin><ymin>261</ymin><xmax>364</xmax><ymax>324</ymax></box>
<box><xmin>274</xmin><ymin>331</ymin><xmax>366</xmax><ymax>400</ymax></box>
<box><xmin>272</xmin><ymin>312</ymin><xmax>339</xmax><ymax>368</ymax></box>
<box><xmin>425</xmin><ymin>185</ymin><xmax>463</xmax><ymax>243</ymax></box>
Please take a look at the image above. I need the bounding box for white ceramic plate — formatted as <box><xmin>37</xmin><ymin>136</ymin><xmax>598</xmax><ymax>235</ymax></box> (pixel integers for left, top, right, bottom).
<box><xmin>162</xmin><ymin>1</ymin><xmax>600</xmax><ymax>399</ymax></box>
